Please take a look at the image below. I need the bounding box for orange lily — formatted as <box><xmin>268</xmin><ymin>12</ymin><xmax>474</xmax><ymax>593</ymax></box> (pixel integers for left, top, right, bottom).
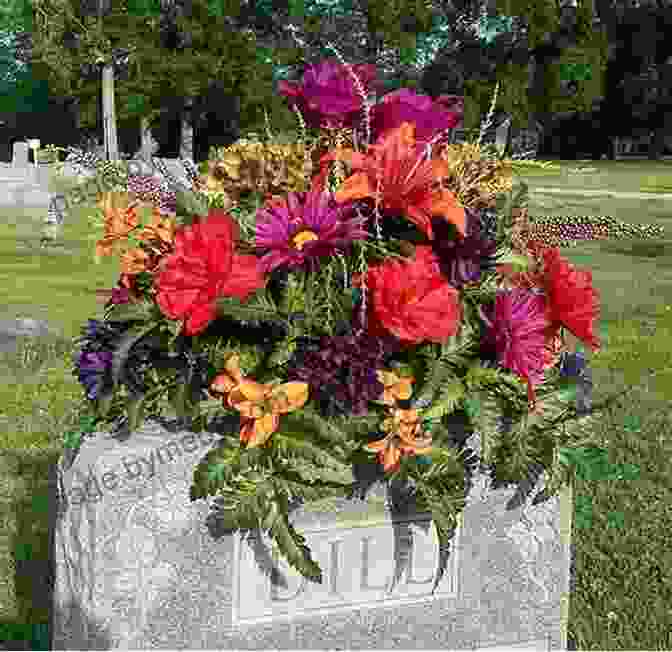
<box><xmin>365</xmin><ymin>407</ymin><xmax>433</xmax><ymax>473</ymax></box>
<box><xmin>94</xmin><ymin>192</ymin><xmax>140</xmax><ymax>261</ymax></box>
<box><xmin>134</xmin><ymin>208</ymin><xmax>176</xmax><ymax>249</ymax></box>
<box><xmin>376</xmin><ymin>369</ymin><xmax>415</xmax><ymax>406</ymax></box>
<box><xmin>209</xmin><ymin>354</ymin><xmax>309</xmax><ymax>448</ymax></box>
<box><xmin>318</xmin><ymin>122</ymin><xmax>466</xmax><ymax>241</ymax></box>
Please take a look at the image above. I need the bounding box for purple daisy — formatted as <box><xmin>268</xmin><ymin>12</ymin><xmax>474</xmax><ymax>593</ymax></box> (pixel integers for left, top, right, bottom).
<box><xmin>255</xmin><ymin>189</ymin><xmax>369</xmax><ymax>274</ymax></box>
<box><xmin>481</xmin><ymin>288</ymin><xmax>552</xmax><ymax>387</ymax></box>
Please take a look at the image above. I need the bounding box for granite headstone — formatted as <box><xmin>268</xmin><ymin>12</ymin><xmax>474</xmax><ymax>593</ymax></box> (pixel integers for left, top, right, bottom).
<box><xmin>52</xmin><ymin>418</ymin><xmax>572</xmax><ymax>650</ymax></box>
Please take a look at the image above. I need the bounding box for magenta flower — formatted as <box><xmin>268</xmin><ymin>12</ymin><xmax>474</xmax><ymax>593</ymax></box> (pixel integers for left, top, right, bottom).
<box><xmin>255</xmin><ymin>189</ymin><xmax>369</xmax><ymax>274</ymax></box>
<box><xmin>481</xmin><ymin>288</ymin><xmax>552</xmax><ymax>389</ymax></box>
<box><xmin>370</xmin><ymin>89</ymin><xmax>463</xmax><ymax>144</ymax></box>
<box><xmin>278</xmin><ymin>58</ymin><xmax>379</xmax><ymax>130</ymax></box>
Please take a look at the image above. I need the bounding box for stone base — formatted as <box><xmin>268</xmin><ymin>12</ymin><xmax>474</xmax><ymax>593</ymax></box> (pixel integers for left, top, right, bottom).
<box><xmin>52</xmin><ymin>419</ymin><xmax>572</xmax><ymax>650</ymax></box>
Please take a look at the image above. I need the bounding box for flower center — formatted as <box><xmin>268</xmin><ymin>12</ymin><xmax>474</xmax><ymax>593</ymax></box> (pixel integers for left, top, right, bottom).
<box><xmin>290</xmin><ymin>229</ymin><xmax>319</xmax><ymax>251</ymax></box>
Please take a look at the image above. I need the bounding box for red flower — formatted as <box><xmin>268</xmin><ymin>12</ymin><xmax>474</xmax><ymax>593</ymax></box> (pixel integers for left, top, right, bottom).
<box><xmin>543</xmin><ymin>248</ymin><xmax>601</xmax><ymax>351</ymax></box>
<box><xmin>355</xmin><ymin>245</ymin><xmax>462</xmax><ymax>345</ymax></box>
<box><xmin>155</xmin><ymin>210</ymin><xmax>266</xmax><ymax>336</ymax></box>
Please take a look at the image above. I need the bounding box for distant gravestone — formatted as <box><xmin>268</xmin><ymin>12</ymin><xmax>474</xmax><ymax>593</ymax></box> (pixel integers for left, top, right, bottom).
<box><xmin>12</xmin><ymin>141</ymin><xmax>29</xmax><ymax>168</ymax></box>
<box><xmin>495</xmin><ymin>117</ymin><xmax>512</xmax><ymax>157</ymax></box>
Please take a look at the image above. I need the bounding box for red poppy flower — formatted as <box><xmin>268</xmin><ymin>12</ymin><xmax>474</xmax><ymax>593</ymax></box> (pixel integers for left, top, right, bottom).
<box><xmin>542</xmin><ymin>247</ymin><xmax>601</xmax><ymax>351</ymax></box>
<box><xmin>355</xmin><ymin>244</ymin><xmax>462</xmax><ymax>345</ymax></box>
<box><xmin>155</xmin><ymin>209</ymin><xmax>267</xmax><ymax>336</ymax></box>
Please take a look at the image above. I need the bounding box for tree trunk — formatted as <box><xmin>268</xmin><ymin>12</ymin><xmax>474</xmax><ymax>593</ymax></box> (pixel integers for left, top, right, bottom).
<box><xmin>138</xmin><ymin>116</ymin><xmax>157</xmax><ymax>160</ymax></box>
<box><xmin>102</xmin><ymin>63</ymin><xmax>119</xmax><ymax>161</ymax></box>
<box><xmin>179</xmin><ymin>98</ymin><xmax>194</xmax><ymax>161</ymax></box>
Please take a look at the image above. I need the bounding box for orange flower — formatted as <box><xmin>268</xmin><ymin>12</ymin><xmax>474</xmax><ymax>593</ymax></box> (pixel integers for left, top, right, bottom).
<box><xmin>376</xmin><ymin>369</ymin><xmax>415</xmax><ymax>406</ymax></box>
<box><xmin>94</xmin><ymin>192</ymin><xmax>140</xmax><ymax>260</ymax></box>
<box><xmin>135</xmin><ymin>208</ymin><xmax>176</xmax><ymax>248</ymax></box>
<box><xmin>318</xmin><ymin>122</ymin><xmax>465</xmax><ymax>241</ymax></box>
<box><xmin>365</xmin><ymin>407</ymin><xmax>433</xmax><ymax>473</ymax></box>
<box><xmin>209</xmin><ymin>354</ymin><xmax>309</xmax><ymax>448</ymax></box>
<box><xmin>119</xmin><ymin>247</ymin><xmax>153</xmax><ymax>277</ymax></box>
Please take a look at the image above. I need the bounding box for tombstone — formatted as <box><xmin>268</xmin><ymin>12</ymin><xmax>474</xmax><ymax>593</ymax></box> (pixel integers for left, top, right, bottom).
<box><xmin>495</xmin><ymin>116</ymin><xmax>512</xmax><ymax>157</ymax></box>
<box><xmin>12</xmin><ymin>141</ymin><xmax>29</xmax><ymax>168</ymax></box>
<box><xmin>52</xmin><ymin>417</ymin><xmax>574</xmax><ymax>650</ymax></box>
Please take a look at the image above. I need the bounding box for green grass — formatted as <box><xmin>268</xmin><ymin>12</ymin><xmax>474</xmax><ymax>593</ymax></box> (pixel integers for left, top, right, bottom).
<box><xmin>0</xmin><ymin>167</ymin><xmax>671</xmax><ymax>649</ymax></box>
<box><xmin>518</xmin><ymin>158</ymin><xmax>672</xmax><ymax>194</ymax></box>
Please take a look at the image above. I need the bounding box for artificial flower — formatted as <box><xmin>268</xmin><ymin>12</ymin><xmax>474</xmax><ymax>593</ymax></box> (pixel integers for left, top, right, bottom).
<box><xmin>354</xmin><ymin>244</ymin><xmax>462</xmax><ymax>345</ymax></box>
<box><xmin>285</xmin><ymin>332</ymin><xmax>400</xmax><ymax>417</ymax></box>
<box><xmin>431</xmin><ymin>209</ymin><xmax>498</xmax><ymax>288</ymax></box>
<box><xmin>209</xmin><ymin>353</ymin><xmax>309</xmax><ymax>447</ymax></box>
<box><xmin>482</xmin><ymin>288</ymin><xmax>555</xmax><ymax>408</ymax></box>
<box><xmin>278</xmin><ymin>58</ymin><xmax>379</xmax><ymax>130</ymax></box>
<box><xmin>255</xmin><ymin>188</ymin><xmax>368</xmax><ymax>273</ymax></box>
<box><xmin>94</xmin><ymin>192</ymin><xmax>140</xmax><ymax>261</ymax></box>
<box><xmin>542</xmin><ymin>247</ymin><xmax>601</xmax><ymax>351</ymax></box>
<box><xmin>134</xmin><ymin>209</ymin><xmax>176</xmax><ymax>249</ymax></box>
<box><xmin>365</xmin><ymin>407</ymin><xmax>433</xmax><ymax>473</ymax></box>
<box><xmin>370</xmin><ymin>88</ymin><xmax>462</xmax><ymax>144</ymax></box>
<box><xmin>376</xmin><ymin>369</ymin><xmax>415</xmax><ymax>405</ymax></box>
<box><xmin>320</xmin><ymin>122</ymin><xmax>466</xmax><ymax>240</ymax></box>
<box><xmin>155</xmin><ymin>209</ymin><xmax>266</xmax><ymax>336</ymax></box>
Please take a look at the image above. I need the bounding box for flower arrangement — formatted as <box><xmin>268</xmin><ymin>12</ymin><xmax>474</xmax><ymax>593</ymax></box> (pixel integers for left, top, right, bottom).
<box><xmin>65</xmin><ymin>51</ymin><xmax>666</xmax><ymax>589</ymax></box>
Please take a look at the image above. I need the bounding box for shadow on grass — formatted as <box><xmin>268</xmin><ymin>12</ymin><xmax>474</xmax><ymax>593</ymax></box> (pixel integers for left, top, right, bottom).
<box><xmin>600</xmin><ymin>240</ymin><xmax>672</xmax><ymax>260</ymax></box>
<box><xmin>0</xmin><ymin>449</ymin><xmax>114</xmax><ymax>650</ymax></box>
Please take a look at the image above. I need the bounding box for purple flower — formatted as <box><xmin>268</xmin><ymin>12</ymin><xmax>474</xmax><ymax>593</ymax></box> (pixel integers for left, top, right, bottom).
<box><xmin>370</xmin><ymin>89</ymin><xmax>462</xmax><ymax>144</ymax></box>
<box><xmin>110</xmin><ymin>285</ymin><xmax>131</xmax><ymax>305</ymax></box>
<box><xmin>431</xmin><ymin>210</ymin><xmax>498</xmax><ymax>288</ymax></box>
<box><xmin>255</xmin><ymin>189</ymin><xmax>369</xmax><ymax>274</ymax></box>
<box><xmin>560</xmin><ymin>351</ymin><xmax>588</xmax><ymax>378</ymax></box>
<box><xmin>482</xmin><ymin>288</ymin><xmax>552</xmax><ymax>387</ymax></box>
<box><xmin>278</xmin><ymin>58</ymin><xmax>380</xmax><ymax>130</ymax></box>
<box><xmin>75</xmin><ymin>350</ymin><xmax>113</xmax><ymax>400</ymax></box>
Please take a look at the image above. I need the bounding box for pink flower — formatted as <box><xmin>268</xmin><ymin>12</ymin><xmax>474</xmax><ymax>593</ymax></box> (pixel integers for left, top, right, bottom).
<box><xmin>370</xmin><ymin>89</ymin><xmax>463</xmax><ymax>144</ymax></box>
<box><xmin>255</xmin><ymin>188</ymin><xmax>368</xmax><ymax>274</ymax></box>
<box><xmin>482</xmin><ymin>288</ymin><xmax>553</xmax><ymax>406</ymax></box>
<box><xmin>278</xmin><ymin>58</ymin><xmax>379</xmax><ymax>130</ymax></box>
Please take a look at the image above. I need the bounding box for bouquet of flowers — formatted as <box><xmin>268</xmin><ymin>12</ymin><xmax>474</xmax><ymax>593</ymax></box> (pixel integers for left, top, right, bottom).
<box><xmin>68</xmin><ymin>52</ymin><xmax>665</xmax><ymax>589</ymax></box>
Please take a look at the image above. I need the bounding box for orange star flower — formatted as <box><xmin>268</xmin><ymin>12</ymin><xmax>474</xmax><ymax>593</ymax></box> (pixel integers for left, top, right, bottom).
<box><xmin>94</xmin><ymin>192</ymin><xmax>140</xmax><ymax>261</ymax></box>
<box><xmin>209</xmin><ymin>353</ymin><xmax>309</xmax><ymax>448</ymax></box>
<box><xmin>318</xmin><ymin>122</ymin><xmax>466</xmax><ymax>241</ymax></box>
<box><xmin>376</xmin><ymin>369</ymin><xmax>415</xmax><ymax>406</ymax></box>
<box><xmin>365</xmin><ymin>407</ymin><xmax>433</xmax><ymax>473</ymax></box>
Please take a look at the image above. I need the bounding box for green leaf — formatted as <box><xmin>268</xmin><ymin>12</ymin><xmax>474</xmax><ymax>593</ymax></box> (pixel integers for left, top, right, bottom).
<box><xmin>607</xmin><ymin>511</ymin><xmax>625</xmax><ymax>529</ymax></box>
<box><xmin>126</xmin><ymin>394</ymin><xmax>147</xmax><ymax>434</ymax></box>
<box><xmin>622</xmin><ymin>415</ymin><xmax>642</xmax><ymax>433</ymax></box>
<box><xmin>176</xmin><ymin>190</ymin><xmax>209</xmax><ymax>220</ymax></box>
<box><xmin>574</xmin><ymin>494</ymin><xmax>594</xmax><ymax>529</ymax></box>
<box><xmin>422</xmin><ymin>379</ymin><xmax>465</xmax><ymax>422</ymax></box>
<box><xmin>110</xmin><ymin>322</ymin><xmax>159</xmax><ymax>389</ymax></box>
<box><xmin>104</xmin><ymin>300</ymin><xmax>156</xmax><ymax>323</ymax></box>
<box><xmin>613</xmin><ymin>463</ymin><xmax>640</xmax><ymax>481</ymax></box>
<box><xmin>95</xmin><ymin>390</ymin><xmax>115</xmax><ymax>420</ymax></box>
<box><xmin>268</xmin><ymin>503</ymin><xmax>323</xmax><ymax>584</ymax></box>
<box><xmin>63</xmin><ymin>429</ymin><xmax>82</xmax><ymax>450</ymax></box>
<box><xmin>207</xmin><ymin>462</ymin><xmax>227</xmax><ymax>484</ymax></box>
<box><xmin>215</xmin><ymin>295</ymin><xmax>283</xmax><ymax>324</ymax></box>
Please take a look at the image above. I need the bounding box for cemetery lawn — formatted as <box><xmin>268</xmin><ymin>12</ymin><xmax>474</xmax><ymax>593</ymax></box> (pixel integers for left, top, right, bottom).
<box><xmin>0</xmin><ymin>185</ymin><xmax>671</xmax><ymax>649</ymax></box>
<box><xmin>520</xmin><ymin>158</ymin><xmax>672</xmax><ymax>194</ymax></box>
